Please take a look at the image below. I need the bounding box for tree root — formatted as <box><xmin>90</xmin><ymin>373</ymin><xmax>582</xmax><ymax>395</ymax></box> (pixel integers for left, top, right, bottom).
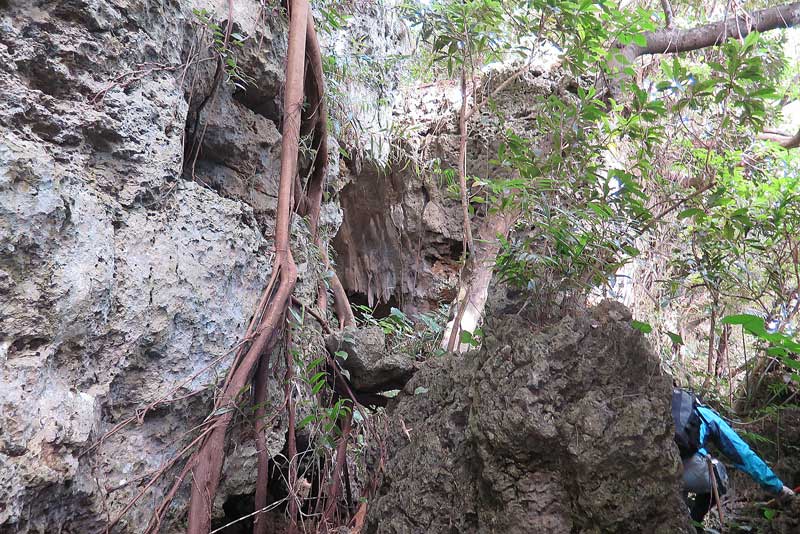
<box><xmin>185</xmin><ymin>1</ymin><xmax>308</xmax><ymax>531</ymax></box>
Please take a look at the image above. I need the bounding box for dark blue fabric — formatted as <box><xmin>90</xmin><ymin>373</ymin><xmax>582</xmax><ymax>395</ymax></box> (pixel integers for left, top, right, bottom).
<box><xmin>695</xmin><ymin>405</ymin><xmax>783</xmax><ymax>494</ymax></box>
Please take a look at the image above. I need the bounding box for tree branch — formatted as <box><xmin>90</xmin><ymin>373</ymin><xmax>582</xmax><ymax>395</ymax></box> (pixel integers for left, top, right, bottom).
<box><xmin>758</xmin><ymin>127</ymin><xmax>800</xmax><ymax>149</ymax></box>
<box><xmin>660</xmin><ymin>0</ymin><xmax>675</xmax><ymax>29</ymax></box>
<box><xmin>624</xmin><ymin>2</ymin><xmax>800</xmax><ymax>58</ymax></box>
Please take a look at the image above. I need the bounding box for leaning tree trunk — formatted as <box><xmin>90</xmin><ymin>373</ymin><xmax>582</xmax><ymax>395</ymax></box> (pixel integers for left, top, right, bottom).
<box><xmin>443</xmin><ymin>207</ymin><xmax>518</xmax><ymax>353</ymax></box>
<box><xmin>605</xmin><ymin>2</ymin><xmax>800</xmax><ymax>98</ymax></box>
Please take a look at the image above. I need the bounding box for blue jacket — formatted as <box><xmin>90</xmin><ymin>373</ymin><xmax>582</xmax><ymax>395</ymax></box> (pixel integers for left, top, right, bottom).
<box><xmin>695</xmin><ymin>405</ymin><xmax>784</xmax><ymax>494</ymax></box>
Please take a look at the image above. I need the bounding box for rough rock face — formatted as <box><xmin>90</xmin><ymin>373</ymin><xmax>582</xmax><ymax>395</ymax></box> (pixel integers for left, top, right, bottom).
<box><xmin>325</xmin><ymin>326</ymin><xmax>415</xmax><ymax>393</ymax></box>
<box><xmin>333</xmin><ymin>53</ymin><xmax>576</xmax><ymax>313</ymax></box>
<box><xmin>366</xmin><ymin>288</ymin><xmax>693</xmax><ymax>534</ymax></box>
<box><xmin>333</xmin><ymin>160</ymin><xmax>463</xmax><ymax>311</ymax></box>
<box><xmin>0</xmin><ymin>1</ymin><xmax>400</xmax><ymax>532</ymax></box>
<box><xmin>761</xmin><ymin>499</ymin><xmax>800</xmax><ymax>533</ymax></box>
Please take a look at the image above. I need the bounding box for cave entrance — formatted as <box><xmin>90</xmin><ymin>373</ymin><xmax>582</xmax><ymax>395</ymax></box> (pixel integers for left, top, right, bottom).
<box><xmin>347</xmin><ymin>291</ymin><xmax>401</xmax><ymax>321</ymax></box>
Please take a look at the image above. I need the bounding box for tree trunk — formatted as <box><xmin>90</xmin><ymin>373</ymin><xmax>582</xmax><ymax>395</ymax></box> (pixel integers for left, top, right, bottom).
<box><xmin>457</xmin><ymin>64</ymin><xmax>474</xmax><ymax>255</ymax></box>
<box><xmin>701</xmin><ymin>303</ymin><xmax>717</xmax><ymax>391</ymax></box>
<box><xmin>606</xmin><ymin>2</ymin><xmax>800</xmax><ymax>98</ymax></box>
<box><xmin>714</xmin><ymin>324</ymin><xmax>730</xmax><ymax>378</ymax></box>
<box><xmin>442</xmin><ymin>208</ymin><xmax>518</xmax><ymax>353</ymax></box>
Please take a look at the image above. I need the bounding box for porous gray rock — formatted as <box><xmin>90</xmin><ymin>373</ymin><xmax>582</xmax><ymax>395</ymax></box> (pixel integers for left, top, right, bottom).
<box><xmin>325</xmin><ymin>326</ymin><xmax>414</xmax><ymax>393</ymax></box>
<box><xmin>366</xmin><ymin>289</ymin><xmax>693</xmax><ymax>534</ymax></box>
<box><xmin>0</xmin><ymin>1</ymin><xmax>401</xmax><ymax>532</ymax></box>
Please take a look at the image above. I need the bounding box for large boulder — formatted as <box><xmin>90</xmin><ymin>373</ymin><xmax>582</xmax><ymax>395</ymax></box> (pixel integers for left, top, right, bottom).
<box><xmin>325</xmin><ymin>326</ymin><xmax>415</xmax><ymax>393</ymax></box>
<box><xmin>366</xmin><ymin>289</ymin><xmax>692</xmax><ymax>533</ymax></box>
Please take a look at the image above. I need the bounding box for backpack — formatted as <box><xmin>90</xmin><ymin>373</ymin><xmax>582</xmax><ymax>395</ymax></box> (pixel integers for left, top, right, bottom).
<box><xmin>672</xmin><ymin>388</ymin><xmax>704</xmax><ymax>460</ymax></box>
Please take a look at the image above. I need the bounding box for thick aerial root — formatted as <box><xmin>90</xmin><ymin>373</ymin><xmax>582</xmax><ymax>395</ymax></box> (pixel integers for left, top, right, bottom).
<box><xmin>185</xmin><ymin>1</ymin><xmax>310</xmax><ymax>531</ymax></box>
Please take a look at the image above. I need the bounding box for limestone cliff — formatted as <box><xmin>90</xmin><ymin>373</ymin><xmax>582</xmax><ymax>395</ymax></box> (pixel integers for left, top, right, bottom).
<box><xmin>0</xmin><ymin>1</ymin><xmax>401</xmax><ymax>531</ymax></box>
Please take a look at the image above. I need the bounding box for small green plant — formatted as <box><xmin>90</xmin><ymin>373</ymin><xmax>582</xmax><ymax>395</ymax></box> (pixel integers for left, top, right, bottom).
<box><xmin>353</xmin><ymin>304</ymin><xmax>415</xmax><ymax>338</ymax></box>
<box><xmin>294</xmin><ymin>348</ymin><xmax>355</xmax><ymax>446</ymax></box>
<box><xmin>631</xmin><ymin>320</ymin><xmax>653</xmax><ymax>334</ymax></box>
<box><xmin>192</xmin><ymin>8</ymin><xmax>255</xmax><ymax>90</ymax></box>
<box><xmin>459</xmin><ymin>328</ymin><xmax>483</xmax><ymax>348</ymax></box>
<box><xmin>351</xmin><ymin>302</ymin><xmax>449</xmax><ymax>359</ymax></box>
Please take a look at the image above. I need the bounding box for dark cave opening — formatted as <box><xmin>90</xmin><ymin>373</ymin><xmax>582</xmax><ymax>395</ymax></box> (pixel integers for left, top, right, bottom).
<box><xmin>449</xmin><ymin>240</ymin><xmax>464</xmax><ymax>261</ymax></box>
<box><xmin>347</xmin><ymin>291</ymin><xmax>401</xmax><ymax>320</ymax></box>
<box><xmin>211</xmin><ymin>429</ymin><xmax>327</xmax><ymax>533</ymax></box>
<box><xmin>212</xmin><ymin>494</ymin><xmax>255</xmax><ymax>534</ymax></box>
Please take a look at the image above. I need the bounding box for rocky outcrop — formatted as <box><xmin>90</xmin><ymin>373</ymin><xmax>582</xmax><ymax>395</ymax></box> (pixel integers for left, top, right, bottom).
<box><xmin>0</xmin><ymin>1</ymin><xmax>401</xmax><ymax>532</ymax></box>
<box><xmin>0</xmin><ymin>2</ymin><xmax>287</xmax><ymax>531</ymax></box>
<box><xmin>366</xmin><ymin>288</ymin><xmax>692</xmax><ymax>533</ymax></box>
<box><xmin>325</xmin><ymin>325</ymin><xmax>415</xmax><ymax>393</ymax></box>
<box><xmin>332</xmin><ymin>52</ymin><xmax>576</xmax><ymax>314</ymax></box>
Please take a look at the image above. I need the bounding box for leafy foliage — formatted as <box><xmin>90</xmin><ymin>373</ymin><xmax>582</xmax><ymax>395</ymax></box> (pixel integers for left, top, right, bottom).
<box><xmin>722</xmin><ymin>313</ymin><xmax>800</xmax><ymax>383</ymax></box>
<box><xmin>401</xmin><ymin>1</ymin><xmax>679</xmax><ymax>303</ymax></box>
<box><xmin>353</xmin><ymin>303</ymin><xmax>449</xmax><ymax>358</ymax></box>
<box><xmin>399</xmin><ymin>1</ymin><xmax>800</xmax><ymax>416</ymax></box>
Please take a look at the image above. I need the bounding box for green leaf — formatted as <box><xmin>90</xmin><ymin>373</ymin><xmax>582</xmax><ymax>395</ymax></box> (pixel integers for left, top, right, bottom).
<box><xmin>390</xmin><ymin>307</ymin><xmax>407</xmax><ymax>320</ymax></box>
<box><xmin>622</xmin><ymin>245</ymin><xmax>640</xmax><ymax>257</ymax></box>
<box><xmin>309</xmin><ymin>371</ymin><xmax>327</xmax><ymax>384</ymax></box>
<box><xmin>297</xmin><ymin>414</ymin><xmax>316</xmax><ymax>430</ymax></box>
<box><xmin>460</xmin><ymin>330</ymin><xmax>480</xmax><ymax>346</ymax></box>
<box><xmin>742</xmin><ymin>30</ymin><xmax>760</xmax><ymax>51</ymax></box>
<box><xmin>312</xmin><ymin>380</ymin><xmax>326</xmax><ymax>395</ymax></box>
<box><xmin>631</xmin><ymin>320</ymin><xmax>652</xmax><ymax>334</ymax></box>
<box><xmin>413</xmin><ymin>386</ymin><xmax>429</xmax><ymax>395</ymax></box>
<box><xmin>656</xmin><ymin>80</ymin><xmax>672</xmax><ymax>91</ymax></box>
<box><xmin>751</xmin><ymin>87</ymin><xmax>777</xmax><ymax>99</ymax></box>
<box><xmin>766</xmin><ymin>346</ymin><xmax>788</xmax><ymax>357</ymax></box>
<box><xmin>307</xmin><ymin>356</ymin><xmax>326</xmax><ymax>370</ymax></box>
<box><xmin>677</xmin><ymin>208</ymin><xmax>705</xmax><ymax>220</ymax></box>
<box><xmin>334</xmin><ymin>350</ymin><xmax>348</xmax><ymax>361</ymax></box>
<box><xmin>781</xmin><ymin>357</ymin><xmax>800</xmax><ymax>371</ymax></box>
<box><xmin>666</xmin><ymin>331</ymin><xmax>684</xmax><ymax>345</ymax></box>
<box><xmin>708</xmin><ymin>61</ymin><xmax>726</xmax><ymax>73</ymax></box>
<box><xmin>720</xmin><ymin>314</ymin><xmax>764</xmax><ymax>329</ymax></box>
<box><xmin>631</xmin><ymin>33</ymin><xmax>647</xmax><ymax>47</ymax></box>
